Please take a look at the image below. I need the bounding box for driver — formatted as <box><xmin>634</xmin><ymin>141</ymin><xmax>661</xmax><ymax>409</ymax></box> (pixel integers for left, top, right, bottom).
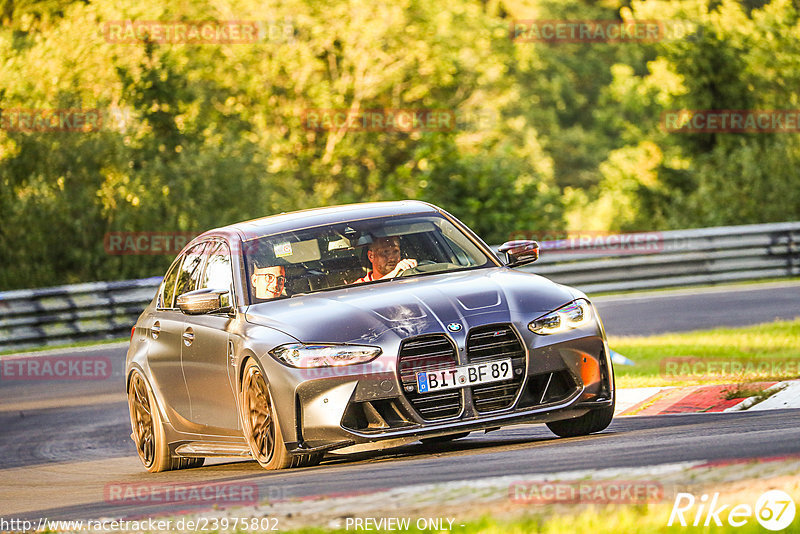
<box><xmin>353</xmin><ymin>236</ymin><xmax>417</xmax><ymax>283</ymax></box>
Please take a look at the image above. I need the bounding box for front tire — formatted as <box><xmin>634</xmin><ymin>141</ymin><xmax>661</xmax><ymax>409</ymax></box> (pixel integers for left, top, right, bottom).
<box><xmin>128</xmin><ymin>370</ymin><xmax>204</xmax><ymax>472</ymax></box>
<box><xmin>240</xmin><ymin>360</ymin><xmax>300</xmax><ymax>470</ymax></box>
<box><xmin>546</xmin><ymin>401</ymin><xmax>614</xmax><ymax>438</ymax></box>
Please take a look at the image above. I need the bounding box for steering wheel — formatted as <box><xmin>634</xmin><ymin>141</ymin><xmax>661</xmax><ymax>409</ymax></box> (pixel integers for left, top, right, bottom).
<box><xmin>397</xmin><ymin>260</ymin><xmax>436</xmax><ymax>277</ymax></box>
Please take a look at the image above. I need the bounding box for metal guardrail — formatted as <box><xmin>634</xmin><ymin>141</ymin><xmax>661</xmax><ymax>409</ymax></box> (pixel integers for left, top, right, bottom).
<box><xmin>520</xmin><ymin>221</ymin><xmax>800</xmax><ymax>293</ymax></box>
<box><xmin>0</xmin><ymin>277</ymin><xmax>162</xmax><ymax>352</ymax></box>
<box><xmin>1</xmin><ymin>222</ymin><xmax>798</xmax><ymax>351</ymax></box>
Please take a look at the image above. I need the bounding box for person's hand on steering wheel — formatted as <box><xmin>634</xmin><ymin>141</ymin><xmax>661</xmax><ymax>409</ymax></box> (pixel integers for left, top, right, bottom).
<box><xmin>385</xmin><ymin>258</ymin><xmax>418</xmax><ymax>278</ymax></box>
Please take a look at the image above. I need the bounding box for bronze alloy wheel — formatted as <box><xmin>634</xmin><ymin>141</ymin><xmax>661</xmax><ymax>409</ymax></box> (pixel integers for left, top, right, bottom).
<box><xmin>128</xmin><ymin>371</ymin><xmax>157</xmax><ymax>468</ymax></box>
<box><xmin>241</xmin><ymin>360</ymin><xmax>292</xmax><ymax>469</ymax></box>
<box><xmin>127</xmin><ymin>370</ymin><xmax>204</xmax><ymax>472</ymax></box>
<box><xmin>240</xmin><ymin>359</ymin><xmax>322</xmax><ymax>469</ymax></box>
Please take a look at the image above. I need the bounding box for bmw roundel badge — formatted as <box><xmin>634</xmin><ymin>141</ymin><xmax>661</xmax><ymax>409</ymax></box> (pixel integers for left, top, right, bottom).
<box><xmin>447</xmin><ymin>322</ymin><xmax>463</xmax><ymax>332</ymax></box>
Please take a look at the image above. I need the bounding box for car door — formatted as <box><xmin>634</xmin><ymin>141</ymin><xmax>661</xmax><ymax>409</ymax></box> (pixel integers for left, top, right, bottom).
<box><xmin>146</xmin><ymin>242</ymin><xmax>207</xmax><ymax>422</ymax></box>
<box><xmin>181</xmin><ymin>240</ymin><xmax>240</xmax><ymax>431</ymax></box>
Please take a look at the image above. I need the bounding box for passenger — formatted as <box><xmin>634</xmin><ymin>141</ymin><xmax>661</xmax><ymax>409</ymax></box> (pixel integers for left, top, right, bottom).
<box><xmin>251</xmin><ymin>264</ymin><xmax>286</xmax><ymax>299</ymax></box>
<box><xmin>353</xmin><ymin>236</ymin><xmax>417</xmax><ymax>283</ymax></box>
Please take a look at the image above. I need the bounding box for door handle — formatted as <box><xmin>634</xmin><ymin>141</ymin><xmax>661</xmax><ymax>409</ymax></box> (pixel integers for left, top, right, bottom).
<box><xmin>182</xmin><ymin>327</ymin><xmax>194</xmax><ymax>346</ymax></box>
<box><xmin>151</xmin><ymin>321</ymin><xmax>161</xmax><ymax>340</ymax></box>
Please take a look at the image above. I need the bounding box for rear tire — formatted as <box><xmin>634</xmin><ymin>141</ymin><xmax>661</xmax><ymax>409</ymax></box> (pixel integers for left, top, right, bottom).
<box><xmin>128</xmin><ymin>370</ymin><xmax>205</xmax><ymax>472</ymax></box>
<box><xmin>546</xmin><ymin>402</ymin><xmax>614</xmax><ymax>438</ymax></box>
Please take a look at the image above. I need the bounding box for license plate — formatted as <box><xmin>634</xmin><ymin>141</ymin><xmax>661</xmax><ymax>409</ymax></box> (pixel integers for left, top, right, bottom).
<box><xmin>416</xmin><ymin>358</ymin><xmax>513</xmax><ymax>393</ymax></box>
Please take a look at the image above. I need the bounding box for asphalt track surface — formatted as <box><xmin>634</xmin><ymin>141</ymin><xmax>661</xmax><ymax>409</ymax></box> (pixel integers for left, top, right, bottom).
<box><xmin>592</xmin><ymin>280</ymin><xmax>800</xmax><ymax>336</ymax></box>
<box><xmin>1</xmin><ymin>282</ymin><xmax>799</xmax><ymax>520</ymax></box>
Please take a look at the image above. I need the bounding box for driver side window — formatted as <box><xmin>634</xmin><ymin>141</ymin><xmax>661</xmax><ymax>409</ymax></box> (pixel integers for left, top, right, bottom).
<box><xmin>157</xmin><ymin>258</ymin><xmax>182</xmax><ymax>309</ymax></box>
<box><xmin>200</xmin><ymin>241</ymin><xmax>234</xmax><ymax>297</ymax></box>
<box><xmin>174</xmin><ymin>242</ymin><xmax>208</xmax><ymax>301</ymax></box>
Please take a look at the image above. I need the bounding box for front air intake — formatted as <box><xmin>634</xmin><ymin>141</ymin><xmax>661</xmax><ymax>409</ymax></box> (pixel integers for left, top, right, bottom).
<box><xmin>467</xmin><ymin>324</ymin><xmax>526</xmax><ymax>413</ymax></box>
<box><xmin>397</xmin><ymin>334</ymin><xmax>463</xmax><ymax>420</ymax></box>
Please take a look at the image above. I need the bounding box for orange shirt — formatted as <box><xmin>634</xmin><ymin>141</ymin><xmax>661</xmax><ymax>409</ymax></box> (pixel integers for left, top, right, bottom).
<box><xmin>353</xmin><ymin>271</ymin><xmax>376</xmax><ymax>284</ymax></box>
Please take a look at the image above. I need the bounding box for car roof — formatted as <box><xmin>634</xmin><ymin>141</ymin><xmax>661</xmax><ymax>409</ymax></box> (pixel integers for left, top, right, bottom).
<box><xmin>198</xmin><ymin>200</ymin><xmax>443</xmax><ymax>243</ymax></box>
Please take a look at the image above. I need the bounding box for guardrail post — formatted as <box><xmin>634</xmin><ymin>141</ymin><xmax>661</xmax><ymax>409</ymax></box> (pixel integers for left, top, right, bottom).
<box><xmin>789</xmin><ymin>229</ymin><xmax>800</xmax><ymax>276</ymax></box>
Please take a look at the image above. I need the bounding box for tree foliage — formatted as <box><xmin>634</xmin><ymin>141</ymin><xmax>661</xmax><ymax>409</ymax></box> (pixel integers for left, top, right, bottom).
<box><xmin>0</xmin><ymin>0</ymin><xmax>798</xmax><ymax>288</ymax></box>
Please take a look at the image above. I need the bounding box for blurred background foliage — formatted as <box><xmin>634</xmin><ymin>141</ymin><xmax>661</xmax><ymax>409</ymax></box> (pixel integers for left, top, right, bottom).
<box><xmin>0</xmin><ymin>0</ymin><xmax>798</xmax><ymax>288</ymax></box>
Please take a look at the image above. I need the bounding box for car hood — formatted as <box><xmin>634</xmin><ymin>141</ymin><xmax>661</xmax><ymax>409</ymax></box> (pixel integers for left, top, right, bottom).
<box><xmin>244</xmin><ymin>267</ymin><xmax>577</xmax><ymax>345</ymax></box>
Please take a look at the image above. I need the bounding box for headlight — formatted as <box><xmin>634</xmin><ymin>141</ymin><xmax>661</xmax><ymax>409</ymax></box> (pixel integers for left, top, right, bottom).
<box><xmin>270</xmin><ymin>343</ymin><xmax>382</xmax><ymax>368</ymax></box>
<box><xmin>528</xmin><ymin>299</ymin><xmax>593</xmax><ymax>335</ymax></box>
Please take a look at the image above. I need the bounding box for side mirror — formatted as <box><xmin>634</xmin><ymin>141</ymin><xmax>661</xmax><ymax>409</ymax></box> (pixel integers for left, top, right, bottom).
<box><xmin>177</xmin><ymin>288</ymin><xmax>233</xmax><ymax>315</ymax></box>
<box><xmin>498</xmin><ymin>240</ymin><xmax>539</xmax><ymax>267</ymax></box>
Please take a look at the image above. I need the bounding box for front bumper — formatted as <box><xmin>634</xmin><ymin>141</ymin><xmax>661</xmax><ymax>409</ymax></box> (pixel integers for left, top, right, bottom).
<box><xmin>269</xmin><ymin>324</ymin><xmax>614</xmax><ymax>454</ymax></box>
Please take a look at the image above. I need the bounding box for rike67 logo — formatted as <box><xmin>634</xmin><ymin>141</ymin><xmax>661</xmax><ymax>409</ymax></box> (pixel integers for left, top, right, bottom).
<box><xmin>668</xmin><ymin>490</ymin><xmax>796</xmax><ymax>531</ymax></box>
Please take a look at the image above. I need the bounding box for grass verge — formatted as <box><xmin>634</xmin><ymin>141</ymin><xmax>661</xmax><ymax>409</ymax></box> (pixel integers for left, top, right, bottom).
<box><xmin>610</xmin><ymin>319</ymin><xmax>800</xmax><ymax>388</ymax></box>
<box><xmin>0</xmin><ymin>337</ymin><xmax>128</xmax><ymax>357</ymax></box>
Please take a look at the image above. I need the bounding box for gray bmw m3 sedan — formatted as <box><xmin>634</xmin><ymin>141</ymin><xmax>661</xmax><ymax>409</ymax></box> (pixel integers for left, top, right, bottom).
<box><xmin>126</xmin><ymin>200</ymin><xmax>614</xmax><ymax>472</ymax></box>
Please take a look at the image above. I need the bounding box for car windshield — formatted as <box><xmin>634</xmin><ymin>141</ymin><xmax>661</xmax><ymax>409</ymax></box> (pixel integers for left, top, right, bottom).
<box><xmin>243</xmin><ymin>214</ymin><xmax>492</xmax><ymax>302</ymax></box>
